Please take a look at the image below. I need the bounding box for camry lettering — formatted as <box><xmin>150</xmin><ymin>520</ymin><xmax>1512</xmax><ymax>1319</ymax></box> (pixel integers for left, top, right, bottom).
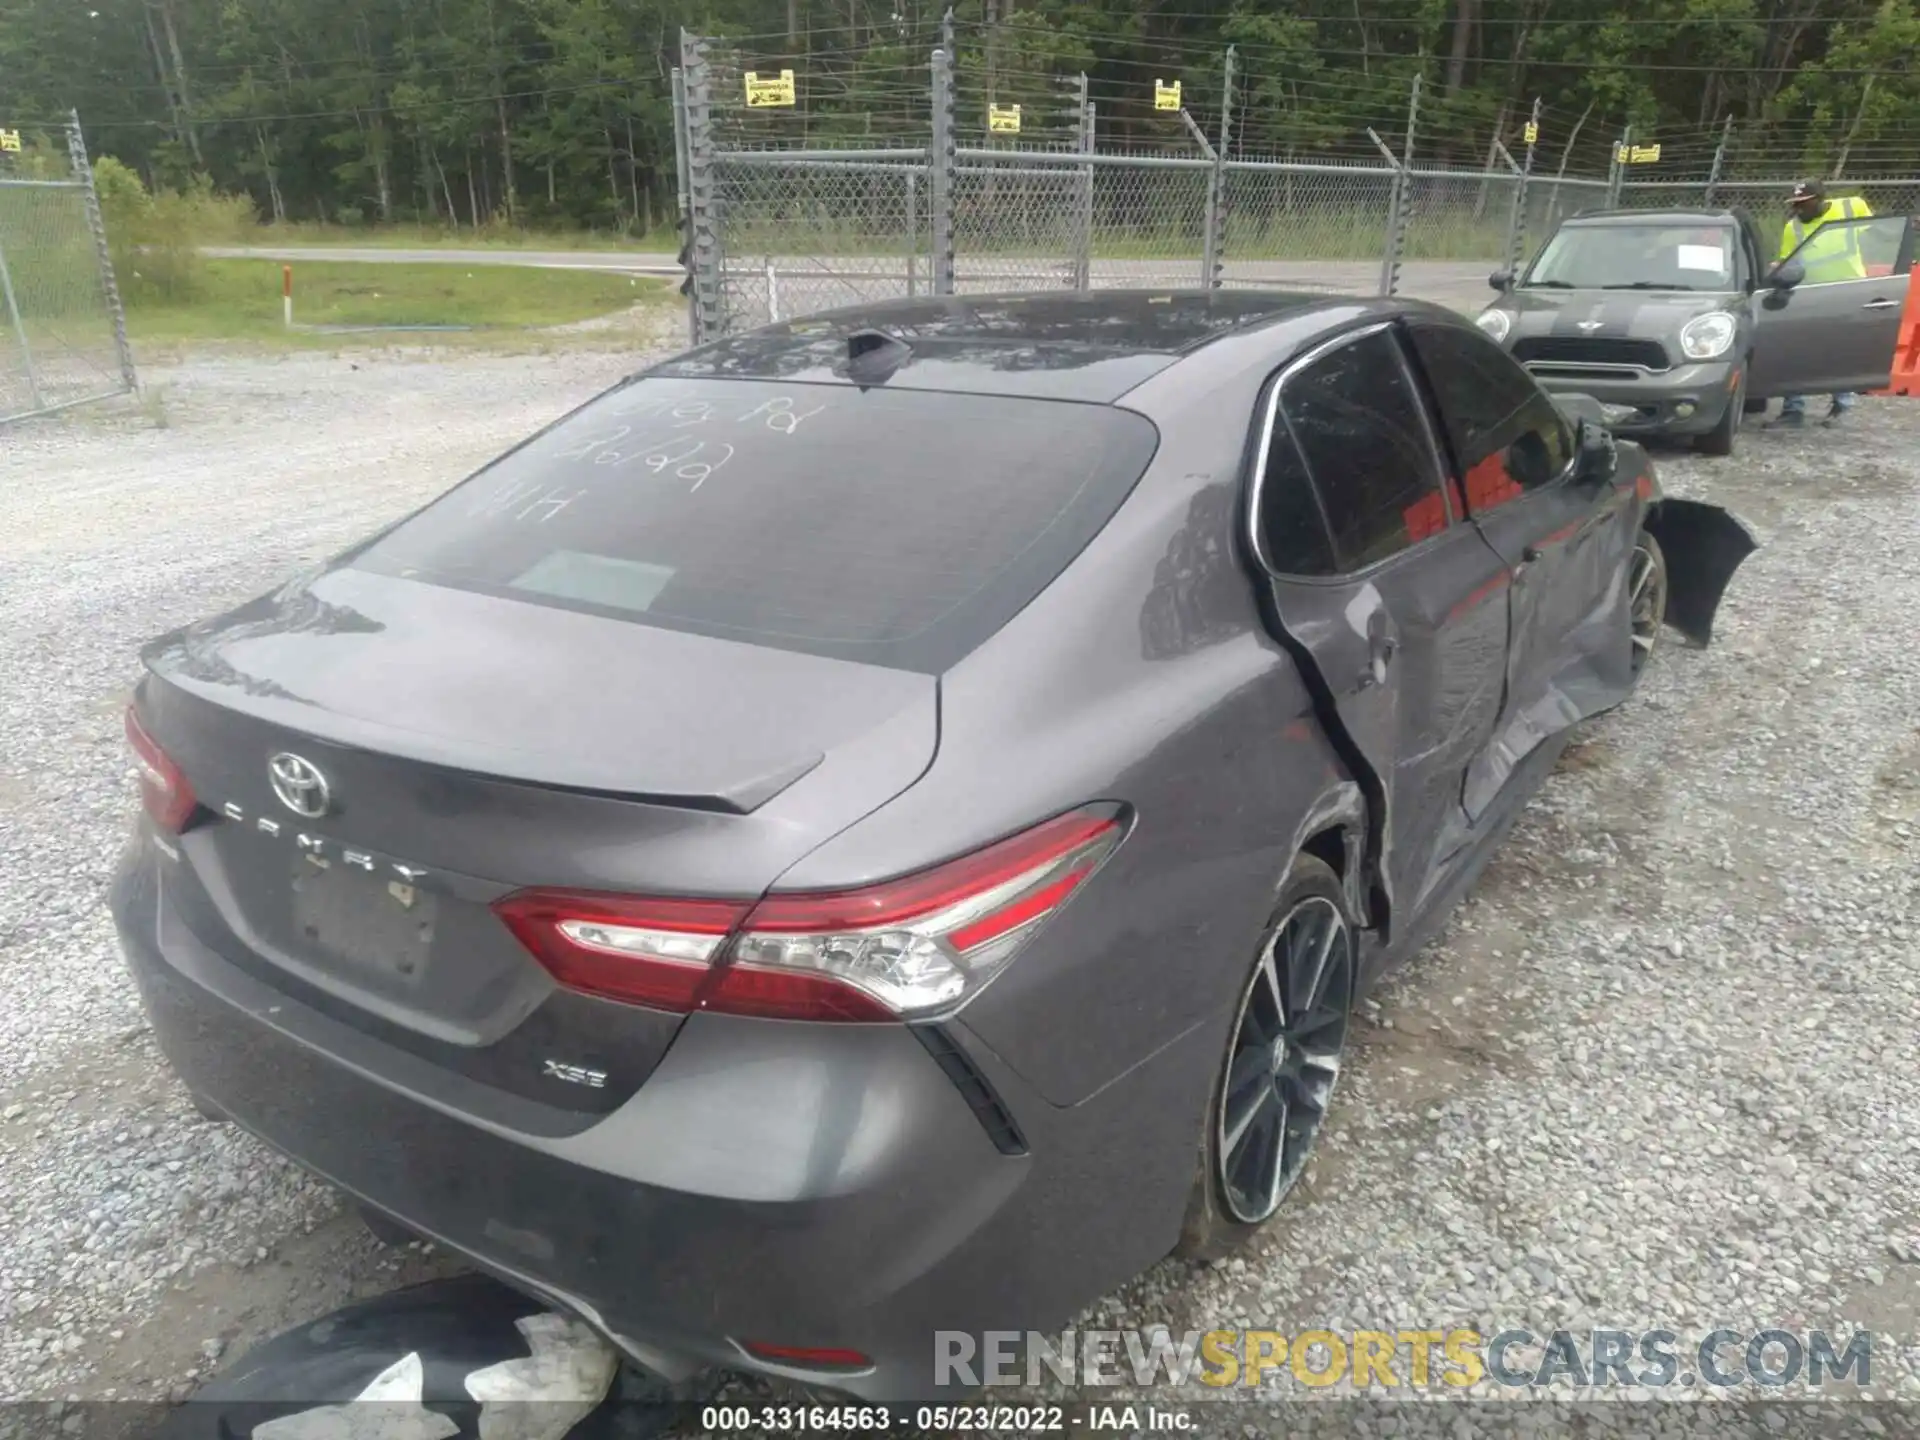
<box><xmin>218</xmin><ymin>801</ymin><xmax>433</xmax><ymax>886</ymax></box>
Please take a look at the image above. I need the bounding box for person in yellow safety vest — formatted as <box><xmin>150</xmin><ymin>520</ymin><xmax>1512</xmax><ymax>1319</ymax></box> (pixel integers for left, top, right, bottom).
<box><xmin>1769</xmin><ymin>178</ymin><xmax>1875</xmax><ymax>428</ymax></box>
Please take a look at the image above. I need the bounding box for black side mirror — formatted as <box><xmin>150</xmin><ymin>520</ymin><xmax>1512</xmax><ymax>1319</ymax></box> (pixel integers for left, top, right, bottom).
<box><xmin>1489</xmin><ymin>269</ymin><xmax>1515</xmax><ymax>292</ymax></box>
<box><xmin>1573</xmin><ymin>416</ymin><xmax>1619</xmax><ymax>486</ymax></box>
<box><xmin>1768</xmin><ymin>258</ymin><xmax>1805</xmax><ymax>291</ymax></box>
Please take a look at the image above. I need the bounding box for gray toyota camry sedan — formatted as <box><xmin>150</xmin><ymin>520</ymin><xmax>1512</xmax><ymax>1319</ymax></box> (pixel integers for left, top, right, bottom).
<box><xmin>111</xmin><ymin>290</ymin><xmax>1752</xmax><ymax>1402</ymax></box>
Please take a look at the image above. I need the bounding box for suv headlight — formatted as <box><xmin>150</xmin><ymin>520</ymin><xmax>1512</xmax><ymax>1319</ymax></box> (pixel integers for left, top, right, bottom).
<box><xmin>1679</xmin><ymin>311</ymin><xmax>1737</xmax><ymax>361</ymax></box>
<box><xmin>1476</xmin><ymin>308</ymin><xmax>1512</xmax><ymax>343</ymax></box>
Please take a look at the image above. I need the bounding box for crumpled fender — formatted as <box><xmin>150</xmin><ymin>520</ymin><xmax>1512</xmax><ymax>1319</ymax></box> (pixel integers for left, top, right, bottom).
<box><xmin>1641</xmin><ymin>495</ymin><xmax>1759</xmax><ymax>647</ymax></box>
<box><xmin>146</xmin><ymin>1274</ymin><xmax>701</xmax><ymax>1440</ymax></box>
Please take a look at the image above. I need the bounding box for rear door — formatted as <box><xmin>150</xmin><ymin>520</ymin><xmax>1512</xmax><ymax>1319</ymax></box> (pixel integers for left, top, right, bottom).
<box><xmin>1403</xmin><ymin>318</ymin><xmax>1637</xmax><ymax>821</ymax></box>
<box><xmin>1750</xmin><ymin>215</ymin><xmax>1916</xmax><ymax>397</ymax></box>
<box><xmin>1248</xmin><ymin>323</ymin><xmax>1513</xmax><ymax>927</ymax></box>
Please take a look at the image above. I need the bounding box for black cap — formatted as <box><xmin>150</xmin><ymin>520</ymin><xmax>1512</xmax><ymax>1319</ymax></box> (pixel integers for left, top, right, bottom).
<box><xmin>1788</xmin><ymin>177</ymin><xmax>1825</xmax><ymax>204</ymax></box>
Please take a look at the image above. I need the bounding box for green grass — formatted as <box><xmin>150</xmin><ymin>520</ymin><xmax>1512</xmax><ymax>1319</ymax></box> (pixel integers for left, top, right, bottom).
<box><xmin>126</xmin><ymin>258</ymin><xmax>669</xmax><ymax>345</ymax></box>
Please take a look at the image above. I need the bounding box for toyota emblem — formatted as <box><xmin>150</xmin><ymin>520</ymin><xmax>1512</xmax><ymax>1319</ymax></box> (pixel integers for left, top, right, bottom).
<box><xmin>268</xmin><ymin>752</ymin><xmax>331</xmax><ymax>819</ymax></box>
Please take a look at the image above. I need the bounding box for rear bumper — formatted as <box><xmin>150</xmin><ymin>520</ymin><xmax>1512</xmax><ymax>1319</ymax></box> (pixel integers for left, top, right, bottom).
<box><xmin>111</xmin><ymin>832</ymin><xmax>1209</xmax><ymax>1402</ymax></box>
<box><xmin>1529</xmin><ymin>361</ymin><xmax>1738</xmax><ymax>437</ymax></box>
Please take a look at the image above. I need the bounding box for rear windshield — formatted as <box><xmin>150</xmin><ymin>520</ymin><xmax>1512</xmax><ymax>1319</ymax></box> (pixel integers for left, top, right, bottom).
<box><xmin>351</xmin><ymin>377</ymin><xmax>1160</xmax><ymax>673</ymax></box>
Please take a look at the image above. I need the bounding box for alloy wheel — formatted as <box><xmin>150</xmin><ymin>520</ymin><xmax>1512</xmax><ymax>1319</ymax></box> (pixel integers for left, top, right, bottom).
<box><xmin>1628</xmin><ymin>537</ymin><xmax>1667</xmax><ymax>674</ymax></box>
<box><xmin>1215</xmin><ymin>896</ymin><xmax>1354</xmax><ymax>1224</ymax></box>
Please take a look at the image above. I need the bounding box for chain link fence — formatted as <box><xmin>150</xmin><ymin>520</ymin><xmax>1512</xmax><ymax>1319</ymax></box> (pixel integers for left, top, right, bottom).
<box><xmin>673</xmin><ymin>33</ymin><xmax>1920</xmax><ymax>340</ymax></box>
<box><xmin>0</xmin><ymin>120</ymin><xmax>136</xmax><ymax>424</ymax></box>
<box><xmin>711</xmin><ymin>154</ymin><xmax>932</xmax><ymax>329</ymax></box>
<box><xmin>1613</xmin><ymin>176</ymin><xmax>1920</xmax><ymax>232</ymax></box>
<box><xmin>953</xmin><ymin>157</ymin><xmax>1084</xmax><ymax>292</ymax></box>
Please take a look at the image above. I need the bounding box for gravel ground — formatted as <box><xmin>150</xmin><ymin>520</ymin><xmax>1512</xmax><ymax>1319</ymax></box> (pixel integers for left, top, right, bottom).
<box><xmin>2</xmin><ymin>337</ymin><xmax>1918</xmax><ymax>1433</ymax></box>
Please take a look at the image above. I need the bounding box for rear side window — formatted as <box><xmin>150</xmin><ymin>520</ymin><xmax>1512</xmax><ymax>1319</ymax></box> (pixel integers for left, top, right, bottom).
<box><xmin>1278</xmin><ymin>329</ymin><xmax>1447</xmax><ymax>572</ymax></box>
<box><xmin>352</xmin><ymin>378</ymin><xmax>1160</xmax><ymax>673</ymax></box>
<box><xmin>1407</xmin><ymin>322</ymin><xmax>1573</xmax><ymax>512</ymax></box>
<box><xmin>1253</xmin><ymin>423</ymin><xmax>1338</xmax><ymax>576</ymax></box>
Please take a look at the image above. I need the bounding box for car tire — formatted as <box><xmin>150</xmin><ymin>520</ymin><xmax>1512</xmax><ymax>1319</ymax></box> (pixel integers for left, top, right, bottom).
<box><xmin>1175</xmin><ymin>855</ymin><xmax>1355</xmax><ymax>1262</ymax></box>
<box><xmin>1696</xmin><ymin>372</ymin><xmax>1745</xmax><ymax>456</ymax></box>
<box><xmin>1629</xmin><ymin>531</ymin><xmax>1669</xmax><ymax>677</ymax></box>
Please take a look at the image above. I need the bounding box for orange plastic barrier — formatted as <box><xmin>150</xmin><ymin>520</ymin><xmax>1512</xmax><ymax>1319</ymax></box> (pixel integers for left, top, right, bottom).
<box><xmin>1871</xmin><ymin>265</ymin><xmax>1920</xmax><ymax>398</ymax></box>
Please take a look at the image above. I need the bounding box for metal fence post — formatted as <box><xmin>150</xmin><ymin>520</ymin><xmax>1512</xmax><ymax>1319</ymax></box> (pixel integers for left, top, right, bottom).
<box><xmin>1372</xmin><ymin>74</ymin><xmax>1419</xmax><ymax>296</ymax></box>
<box><xmin>1703</xmin><ymin>115</ymin><xmax>1732</xmax><ymax>207</ymax></box>
<box><xmin>1203</xmin><ymin>45</ymin><xmax>1234</xmax><ymax>289</ymax></box>
<box><xmin>1370</xmin><ymin>129</ymin><xmax>1405</xmax><ymax>296</ymax></box>
<box><xmin>679</xmin><ymin>34</ymin><xmax>726</xmax><ymax>342</ymax></box>
<box><xmin>1504</xmin><ymin>96</ymin><xmax>1542</xmax><ymax>277</ymax></box>
<box><xmin>930</xmin><ymin>47</ymin><xmax>956</xmax><ymax>296</ymax></box>
<box><xmin>67</xmin><ymin>112</ymin><xmax>136</xmax><ymax>395</ymax></box>
<box><xmin>670</xmin><ymin>67</ymin><xmax>698</xmax><ymax>339</ymax></box>
<box><xmin>0</xmin><ymin>235</ymin><xmax>46</xmax><ymax>412</ymax></box>
<box><xmin>1069</xmin><ymin>74</ymin><xmax>1093</xmax><ymax>291</ymax></box>
<box><xmin>1607</xmin><ymin>124</ymin><xmax>1631</xmax><ymax>207</ymax></box>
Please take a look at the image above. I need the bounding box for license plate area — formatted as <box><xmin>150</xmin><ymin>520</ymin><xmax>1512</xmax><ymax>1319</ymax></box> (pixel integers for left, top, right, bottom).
<box><xmin>289</xmin><ymin>854</ymin><xmax>437</xmax><ymax>986</ymax></box>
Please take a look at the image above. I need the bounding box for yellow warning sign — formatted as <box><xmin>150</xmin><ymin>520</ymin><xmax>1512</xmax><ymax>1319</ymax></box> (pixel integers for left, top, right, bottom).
<box><xmin>744</xmin><ymin>70</ymin><xmax>796</xmax><ymax>108</ymax></box>
<box><xmin>1522</xmin><ymin>121</ymin><xmax>1538</xmax><ymax>145</ymax></box>
<box><xmin>1615</xmin><ymin>142</ymin><xmax>1662</xmax><ymax>164</ymax></box>
<box><xmin>0</xmin><ymin>129</ymin><xmax>22</xmax><ymax>154</ymax></box>
<box><xmin>1155</xmin><ymin>79</ymin><xmax>1182</xmax><ymax>112</ymax></box>
<box><xmin>989</xmin><ymin>103</ymin><xmax>1021</xmax><ymax>134</ymax></box>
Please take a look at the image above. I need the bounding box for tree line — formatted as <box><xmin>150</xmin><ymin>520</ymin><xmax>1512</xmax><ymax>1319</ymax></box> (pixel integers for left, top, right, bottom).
<box><xmin>1</xmin><ymin>0</ymin><xmax>1915</xmax><ymax>234</ymax></box>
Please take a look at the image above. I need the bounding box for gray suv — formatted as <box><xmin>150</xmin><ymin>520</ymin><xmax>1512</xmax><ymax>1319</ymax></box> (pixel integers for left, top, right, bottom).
<box><xmin>1476</xmin><ymin>207</ymin><xmax>1917</xmax><ymax>455</ymax></box>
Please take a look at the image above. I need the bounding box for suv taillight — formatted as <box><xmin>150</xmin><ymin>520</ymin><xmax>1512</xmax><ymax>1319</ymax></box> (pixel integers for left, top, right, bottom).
<box><xmin>493</xmin><ymin>808</ymin><xmax>1123</xmax><ymax>1022</ymax></box>
<box><xmin>125</xmin><ymin>706</ymin><xmax>198</xmax><ymax>833</ymax></box>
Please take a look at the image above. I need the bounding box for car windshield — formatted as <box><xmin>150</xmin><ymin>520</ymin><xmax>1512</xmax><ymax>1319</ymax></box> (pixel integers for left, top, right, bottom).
<box><xmin>1525</xmin><ymin>223</ymin><xmax>1738</xmax><ymax>291</ymax></box>
<box><xmin>351</xmin><ymin>376</ymin><xmax>1161</xmax><ymax>673</ymax></box>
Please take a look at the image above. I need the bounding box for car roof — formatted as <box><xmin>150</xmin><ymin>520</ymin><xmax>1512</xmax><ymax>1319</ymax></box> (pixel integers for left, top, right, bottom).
<box><xmin>649</xmin><ymin>289</ymin><xmax>1349</xmax><ymax>402</ymax></box>
<box><xmin>1561</xmin><ymin>209</ymin><xmax>1744</xmax><ymax>227</ymax></box>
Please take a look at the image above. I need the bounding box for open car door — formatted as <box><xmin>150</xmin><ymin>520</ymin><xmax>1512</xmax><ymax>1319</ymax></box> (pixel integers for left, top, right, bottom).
<box><xmin>1749</xmin><ymin>214</ymin><xmax>1916</xmax><ymax>397</ymax></box>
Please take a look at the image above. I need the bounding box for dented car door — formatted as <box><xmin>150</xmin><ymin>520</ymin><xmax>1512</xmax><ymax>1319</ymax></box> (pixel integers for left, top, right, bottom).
<box><xmin>1403</xmin><ymin>320</ymin><xmax>1639</xmax><ymax>823</ymax></box>
<box><xmin>1247</xmin><ymin>324</ymin><xmax>1514</xmax><ymax>930</ymax></box>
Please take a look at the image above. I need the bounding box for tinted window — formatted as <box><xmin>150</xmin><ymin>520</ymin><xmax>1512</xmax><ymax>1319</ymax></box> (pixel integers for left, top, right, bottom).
<box><xmin>1254</xmin><ymin>417</ymin><xmax>1338</xmax><ymax>576</ymax></box>
<box><xmin>352</xmin><ymin>378</ymin><xmax>1160</xmax><ymax>673</ymax></box>
<box><xmin>1408</xmin><ymin>323</ymin><xmax>1574</xmax><ymax>513</ymax></box>
<box><xmin>1279</xmin><ymin>329</ymin><xmax>1447</xmax><ymax>572</ymax></box>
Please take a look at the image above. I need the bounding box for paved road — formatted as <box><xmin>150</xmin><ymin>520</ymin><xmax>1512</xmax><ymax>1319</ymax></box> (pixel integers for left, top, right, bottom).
<box><xmin>204</xmin><ymin>246</ymin><xmax>1495</xmax><ymax>314</ymax></box>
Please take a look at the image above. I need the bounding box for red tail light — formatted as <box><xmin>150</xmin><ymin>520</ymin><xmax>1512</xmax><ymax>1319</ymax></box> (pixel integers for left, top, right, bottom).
<box><xmin>493</xmin><ymin>892</ymin><xmax>748</xmax><ymax>1010</ymax></box>
<box><xmin>125</xmin><ymin>706</ymin><xmax>198</xmax><ymax>833</ymax></box>
<box><xmin>493</xmin><ymin>808</ymin><xmax>1123</xmax><ymax>1022</ymax></box>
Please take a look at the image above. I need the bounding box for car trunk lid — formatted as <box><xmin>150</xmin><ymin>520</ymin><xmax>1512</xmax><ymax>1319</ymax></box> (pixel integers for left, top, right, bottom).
<box><xmin>137</xmin><ymin>567</ymin><xmax>938</xmax><ymax>1115</ymax></box>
